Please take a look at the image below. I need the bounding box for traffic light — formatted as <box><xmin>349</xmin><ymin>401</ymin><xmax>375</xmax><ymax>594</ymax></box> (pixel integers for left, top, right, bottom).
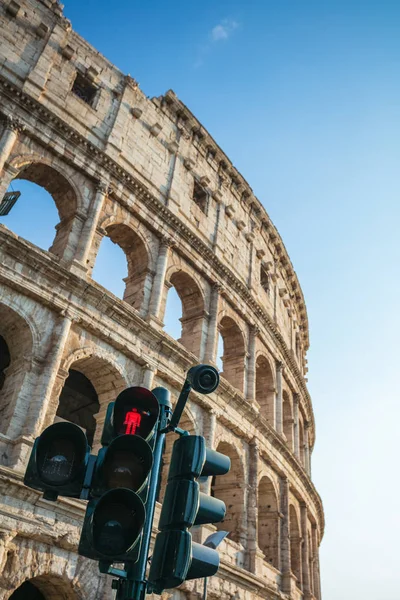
<box><xmin>78</xmin><ymin>387</ymin><xmax>159</xmax><ymax>566</ymax></box>
<box><xmin>148</xmin><ymin>434</ymin><xmax>231</xmax><ymax>593</ymax></box>
<box><xmin>24</xmin><ymin>421</ymin><xmax>90</xmax><ymax>501</ymax></box>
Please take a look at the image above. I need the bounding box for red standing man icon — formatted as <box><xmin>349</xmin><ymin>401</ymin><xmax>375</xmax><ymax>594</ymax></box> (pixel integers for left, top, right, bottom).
<box><xmin>123</xmin><ymin>408</ymin><xmax>150</xmax><ymax>435</ymax></box>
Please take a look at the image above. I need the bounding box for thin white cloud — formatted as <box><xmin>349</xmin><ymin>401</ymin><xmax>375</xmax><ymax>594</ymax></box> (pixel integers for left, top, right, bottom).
<box><xmin>211</xmin><ymin>19</ymin><xmax>239</xmax><ymax>42</ymax></box>
<box><xmin>194</xmin><ymin>19</ymin><xmax>240</xmax><ymax>68</ymax></box>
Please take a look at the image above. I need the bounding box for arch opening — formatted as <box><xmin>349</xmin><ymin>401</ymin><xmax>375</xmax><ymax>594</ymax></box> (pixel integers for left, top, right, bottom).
<box><xmin>163</xmin><ymin>271</ymin><xmax>205</xmax><ymax>356</ymax></box>
<box><xmin>92</xmin><ymin>223</ymin><xmax>150</xmax><ymax>311</ymax></box>
<box><xmin>53</xmin><ymin>354</ymin><xmax>127</xmax><ymax>450</ymax></box>
<box><xmin>211</xmin><ymin>441</ymin><xmax>244</xmax><ymax>544</ymax></box>
<box><xmin>10</xmin><ymin>581</ymin><xmax>46</xmax><ymax>600</ymax></box>
<box><xmin>218</xmin><ymin>317</ymin><xmax>245</xmax><ymax>392</ymax></box>
<box><xmin>2</xmin><ymin>163</ymin><xmax>78</xmax><ymax>259</ymax></box>
<box><xmin>257</xmin><ymin>476</ymin><xmax>279</xmax><ymax>569</ymax></box>
<box><xmin>255</xmin><ymin>355</ymin><xmax>275</xmax><ymax>426</ymax></box>
<box><xmin>0</xmin><ymin>303</ymin><xmax>33</xmax><ymax>436</ymax></box>
<box><xmin>56</xmin><ymin>369</ymin><xmax>99</xmax><ymax>446</ymax></box>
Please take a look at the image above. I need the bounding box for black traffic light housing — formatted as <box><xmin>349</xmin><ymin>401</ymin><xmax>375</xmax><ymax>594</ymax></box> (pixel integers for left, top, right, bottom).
<box><xmin>148</xmin><ymin>435</ymin><xmax>230</xmax><ymax>593</ymax></box>
<box><xmin>78</xmin><ymin>387</ymin><xmax>160</xmax><ymax>565</ymax></box>
<box><xmin>24</xmin><ymin>421</ymin><xmax>90</xmax><ymax>501</ymax></box>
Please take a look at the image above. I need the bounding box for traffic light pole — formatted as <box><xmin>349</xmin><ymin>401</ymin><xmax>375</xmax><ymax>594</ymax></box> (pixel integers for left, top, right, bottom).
<box><xmin>118</xmin><ymin>388</ymin><xmax>171</xmax><ymax>600</ymax></box>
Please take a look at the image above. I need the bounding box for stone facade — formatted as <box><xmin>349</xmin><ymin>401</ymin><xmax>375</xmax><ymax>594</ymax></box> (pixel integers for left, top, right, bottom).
<box><xmin>0</xmin><ymin>1</ymin><xmax>324</xmax><ymax>599</ymax></box>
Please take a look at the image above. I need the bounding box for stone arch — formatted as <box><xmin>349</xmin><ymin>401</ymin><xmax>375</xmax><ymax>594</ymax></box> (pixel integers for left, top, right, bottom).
<box><xmin>93</xmin><ymin>219</ymin><xmax>152</xmax><ymax>312</ymax></box>
<box><xmin>6</xmin><ymin>156</ymin><xmax>81</xmax><ymax>261</ymax></box>
<box><xmin>211</xmin><ymin>440</ymin><xmax>245</xmax><ymax>544</ymax></box>
<box><xmin>6</xmin><ymin>574</ymin><xmax>82</xmax><ymax>600</ymax></box>
<box><xmin>218</xmin><ymin>316</ymin><xmax>246</xmax><ymax>393</ymax></box>
<box><xmin>257</xmin><ymin>475</ymin><xmax>279</xmax><ymax>569</ymax></box>
<box><xmin>49</xmin><ymin>348</ymin><xmax>128</xmax><ymax>451</ymax></box>
<box><xmin>164</xmin><ymin>268</ymin><xmax>206</xmax><ymax>356</ymax></box>
<box><xmin>282</xmin><ymin>390</ymin><xmax>294</xmax><ymax>451</ymax></box>
<box><xmin>0</xmin><ymin>302</ymin><xmax>33</xmax><ymax>436</ymax></box>
<box><xmin>158</xmin><ymin>409</ymin><xmax>197</xmax><ymax>503</ymax></box>
<box><xmin>289</xmin><ymin>504</ymin><xmax>302</xmax><ymax>585</ymax></box>
<box><xmin>255</xmin><ymin>354</ymin><xmax>275</xmax><ymax>426</ymax></box>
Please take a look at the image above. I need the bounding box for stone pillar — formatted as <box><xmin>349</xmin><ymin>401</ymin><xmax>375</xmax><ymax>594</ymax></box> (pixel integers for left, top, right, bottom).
<box><xmin>202</xmin><ymin>410</ymin><xmax>217</xmax><ymax>494</ymax></box>
<box><xmin>74</xmin><ymin>180</ymin><xmax>109</xmax><ymax>267</ymax></box>
<box><xmin>275</xmin><ymin>361</ymin><xmax>283</xmax><ymax>435</ymax></box>
<box><xmin>246</xmin><ymin>325</ymin><xmax>258</xmax><ymax>402</ymax></box>
<box><xmin>312</xmin><ymin>524</ymin><xmax>322</xmax><ymax>600</ymax></box>
<box><xmin>203</xmin><ymin>283</ymin><xmax>221</xmax><ymax>364</ymax></box>
<box><xmin>24</xmin><ymin>314</ymin><xmax>72</xmax><ymax>438</ymax></box>
<box><xmin>148</xmin><ymin>237</ymin><xmax>174</xmax><ymax>321</ymax></box>
<box><xmin>300</xmin><ymin>503</ymin><xmax>311</xmax><ymax>600</ymax></box>
<box><xmin>304</xmin><ymin>423</ymin><xmax>311</xmax><ymax>476</ymax></box>
<box><xmin>280</xmin><ymin>477</ymin><xmax>291</xmax><ymax>593</ymax></box>
<box><xmin>142</xmin><ymin>364</ymin><xmax>156</xmax><ymax>389</ymax></box>
<box><xmin>0</xmin><ymin>116</ymin><xmax>24</xmax><ymax>173</ymax></box>
<box><xmin>247</xmin><ymin>438</ymin><xmax>262</xmax><ymax>574</ymax></box>
<box><xmin>293</xmin><ymin>393</ymin><xmax>300</xmax><ymax>459</ymax></box>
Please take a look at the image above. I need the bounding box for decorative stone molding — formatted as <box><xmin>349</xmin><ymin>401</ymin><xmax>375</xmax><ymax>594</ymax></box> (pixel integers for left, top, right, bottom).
<box><xmin>131</xmin><ymin>107</ymin><xmax>143</xmax><ymax>119</ymax></box>
<box><xmin>245</xmin><ymin>231</ymin><xmax>255</xmax><ymax>243</ymax></box>
<box><xmin>211</xmin><ymin>189</ymin><xmax>223</xmax><ymax>203</ymax></box>
<box><xmin>61</xmin><ymin>44</ymin><xmax>74</xmax><ymax>60</ymax></box>
<box><xmin>1</xmin><ymin>115</ymin><xmax>25</xmax><ymax>133</ymax></box>
<box><xmin>36</xmin><ymin>22</ymin><xmax>50</xmax><ymax>38</ymax></box>
<box><xmin>167</xmin><ymin>140</ymin><xmax>179</xmax><ymax>154</ymax></box>
<box><xmin>183</xmin><ymin>157</ymin><xmax>195</xmax><ymax>170</ymax></box>
<box><xmin>256</xmin><ymin>248</ymin><xmax>265</xmax><ymax>259</ymax></box>
<box><xmin>150</xmin><ymin>122</ymin><xmax>162</xmax><ymax>137</ymax></box>
<box><xmin>86</xmin><ymin>66</ymin><xmax>99</xmax><ymax>83</ymax></box>
<box><xmin>225</xmin><ymin>204</ymin><xmax>235</xmax><ymax>218</ymax></box>
<box><xmin>6</xmin><ymin>1</ymin><xmax>21</xmax><ymax>17</ymax></box>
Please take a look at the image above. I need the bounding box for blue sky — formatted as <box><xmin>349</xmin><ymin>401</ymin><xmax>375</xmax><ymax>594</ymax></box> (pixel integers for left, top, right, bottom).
<box><xmin>2</xmin><ymin>1</ymin><xmax>400</xmax><ymax>598</ymax></box>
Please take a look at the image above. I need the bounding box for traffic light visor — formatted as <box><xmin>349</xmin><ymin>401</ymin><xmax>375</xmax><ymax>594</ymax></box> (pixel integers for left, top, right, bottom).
<box><xmin>91</xmin><ymin>488</ymin><xmax>145</xmax><ymax>558</ymax></box>
<box><xmin>102</xmin><ymin>387</ymin><xmax>159</xmax><ymax>445</ymax></box>
<box><xmin>36</xmin><ymin>422</ymin><xmax>88</xmax><ymax>486</ymax></box>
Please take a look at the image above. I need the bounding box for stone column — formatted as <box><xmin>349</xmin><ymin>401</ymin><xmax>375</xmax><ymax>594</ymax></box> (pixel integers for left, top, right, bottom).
<box><xmin>275</xmin><ymin>361</ymin><xmax>283</xmax><ymax>435</ymax></box>
<box><xmin>0</xmin><ymin>116</ymin><xmax>24</xmax><ymax>173</ymax></box>
<box><xmin>74</xmin><ymin>180</ymin><xmax>109</xmax><ymax>267</ymax></box>
<box><xmin>293</xmin><ymin>393</ymin><xmax>300</xmax><ymax>459</ymax></box>
<box><xmin>148</xmin><ymin>237</ymin><xmax>174</xmax><ymax>321</ymax></box>
<box><xmin>203</xmin><ymin>283</ymin><xmax>221</xmax><ymax>364</ymax></box>
<box><xmin>24</xmin><ymin>314</ymin><xmax>72</xmax><ymax>438</ymax></box>
<box><xmin>202</xmin><ymin>410</ymin><xmax>217</xmax><ymax>494</ymax></box>
<box><xmin>304</xmin><ymin>423</ymin><xmax>311</xmax><ymax>476</ymax></box>
<box><xmin>247</xmin><ymin>438</ymin><xmax>261</xmax><ymax>574</ymax></box>
<box><xmin>142</xmin><ymin>364</ymin><xmax>156</xmax><ymax>389</ymax></box>
<box><xmin>246</xmin><ymin>325</ymin><xmax>258</xmax><ymax>402</ymax></box>
<box><xmin>300</xmin><ymin>503</ymin><xmax>311</xmax><ymax>600</ymax></box>
<box><xmin>312</xmin><ymin>524</ymin><xmax>322</xmax><ymax>600</ymax></box>
<box><xmin>280</xmin><ymin>477</ymin><xmax>291</xmax><ymax>593</ymax></box>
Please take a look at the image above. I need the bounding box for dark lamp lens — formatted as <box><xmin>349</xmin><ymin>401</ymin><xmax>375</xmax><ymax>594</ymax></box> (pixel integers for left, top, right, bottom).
<box><xmin>93</xmin><ymin>497</ymin><xmax>143</xmax><ymax>557</ymax></box>
<box><xmin>39</xmin><ymin>440</ymin><xmax>76</xmax><ymax>485</ymax></box>
<box><xmin>104</xmin><ymin>450</ymin><xmax>147</xmax><ymax>491</ymax></box>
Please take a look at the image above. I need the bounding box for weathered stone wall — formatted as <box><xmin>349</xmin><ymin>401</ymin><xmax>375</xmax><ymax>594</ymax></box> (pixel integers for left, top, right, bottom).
<box><xmin>0</xmin><ymin>0</ymin><xmax>323</xmax><ymax>599</ymax></box>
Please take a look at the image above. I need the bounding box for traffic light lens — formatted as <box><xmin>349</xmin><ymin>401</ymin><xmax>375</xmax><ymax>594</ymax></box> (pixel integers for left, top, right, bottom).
<box><xmin>92</xmin><ymin>490</ymin><xmax>145</xmax><ymax>558</ymax></box>
<box><xmin>105</xmin><ymin>450</ymin><xmax>147</xmax><ymax>490</ymax></box>
<box><xmin>39</xmin><ymin>439</ymin><xmax>77</xmax><ymax>485</ymax></box>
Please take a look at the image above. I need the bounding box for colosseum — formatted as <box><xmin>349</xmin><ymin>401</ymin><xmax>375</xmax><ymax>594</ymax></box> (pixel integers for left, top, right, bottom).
<box><xmin>0</xmin><ymin>1</ymin><xmax>324</xmax><ymax>599</ymax></box>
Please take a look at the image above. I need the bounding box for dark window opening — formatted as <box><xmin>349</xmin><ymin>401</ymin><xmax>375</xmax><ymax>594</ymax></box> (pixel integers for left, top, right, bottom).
<box><xmin>261</xmin><ymin>266</ymin><xmax>270</xmax><ymax>293</ymax></box>
<box><xmin>72</xmin><ymin>73</ymin><xmax>97</xmax><ymax>106</ymax></box>
<box><xmin>192</xmin><ymin>180</ymin><xmax>208</xmax><ymax>213</ymax></box>
<box><xmin>57</xmin><ymin>369</ymin><xmax>99</xmax><ymax>446</ymax></box>
<box><xmin>0</xmin><ymin>335</ymin><xmax>11</xmax><ymax>392</ymax></box>
<box><xmin>10</xmin><ymin>581</ymin><xmax>46</xmax><ymax>600</ymax></box>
